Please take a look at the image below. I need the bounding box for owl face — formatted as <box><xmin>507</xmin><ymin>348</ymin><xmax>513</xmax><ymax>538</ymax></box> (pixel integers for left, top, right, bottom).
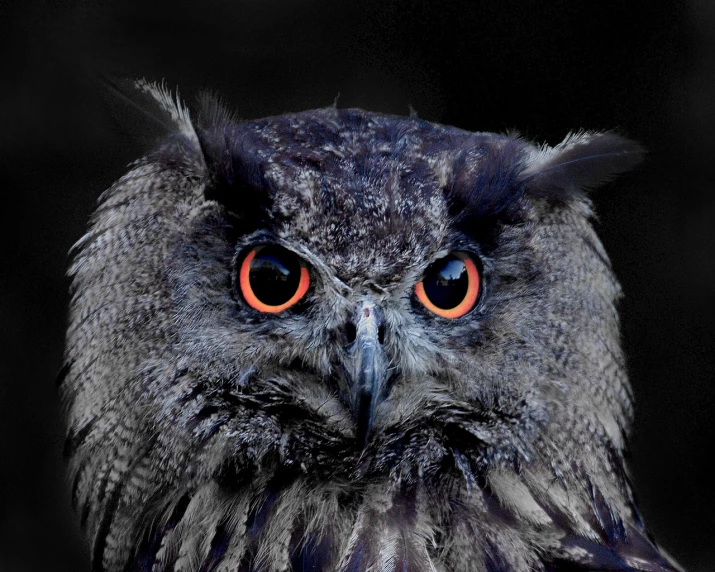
<box><xmin>165</xmin><ymin>109</ymin><xmax>549</xmax><ymax>481</ymax></box>
<box><xmin>62</xmin><ymin>82</ymin><xmax>679</xmax><ymax>571</ymax></box>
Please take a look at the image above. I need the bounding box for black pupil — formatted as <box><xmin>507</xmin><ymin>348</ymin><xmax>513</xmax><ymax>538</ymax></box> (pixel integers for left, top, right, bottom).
<box><xmin>423</xmin><ymin>256</ymin><xmax>470</xmax><ymax>310</ymax></box>
<box><xmin>248</xmin><ymin>247</ymin><xmax>302</xmax><ymax>306</ymax></box>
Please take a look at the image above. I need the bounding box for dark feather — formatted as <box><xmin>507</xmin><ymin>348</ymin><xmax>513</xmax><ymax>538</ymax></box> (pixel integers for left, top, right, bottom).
<box><xmin>197</xmin><ymin>519</ymin><xmax>233</xmax><ymax>572</ymax></box>
<box><xmin>551</xmin><ymin>525</ymin><xmax>681</xmax><ymax>572</ymax></box>
<box><xmin>194</xmin><ymin>96</ymin><xmax>275</xmax><ymax>231</ymax></box>
<box><xmin>290</xmin><ymin>533</ymin><xmax>333</xmax><ymax>572</ymax></box>
<box><xmin>522</xmin><ymin>132</ymin><xmax>645</xmax><ymax>200</ymax></box>
<box><xmin>131</xmin><ymin>494</ymin><xmax>191</xmax><ymax>572</ymax></box>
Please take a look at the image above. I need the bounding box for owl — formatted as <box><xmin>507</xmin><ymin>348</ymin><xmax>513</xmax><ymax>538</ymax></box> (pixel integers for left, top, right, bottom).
<box><xmin>61</xmin><ymin>80</ymin><xmax>683</xmax><ymax>572</ymax></box>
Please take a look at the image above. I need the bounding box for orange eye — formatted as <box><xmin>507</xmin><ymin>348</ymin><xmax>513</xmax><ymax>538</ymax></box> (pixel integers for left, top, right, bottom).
<box><xmin>415</xmin><ymin>252</ymin><xmax>481</xmax><ymax>319</ymax></box>
<box><xmin>239</xmin><ymin>246</ymin><xmax>310</xmax><ymax>313</ymax></box>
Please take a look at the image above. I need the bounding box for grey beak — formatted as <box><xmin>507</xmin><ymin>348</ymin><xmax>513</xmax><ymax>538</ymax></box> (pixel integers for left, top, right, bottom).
<box><xmin>346</xmin><ymin>301</ymin><xmax>388</xmax><ymax>445</ymax></box>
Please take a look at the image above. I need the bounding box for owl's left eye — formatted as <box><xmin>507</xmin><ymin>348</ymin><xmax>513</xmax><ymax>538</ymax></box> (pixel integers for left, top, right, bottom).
<box><xmin>239</xmin><ymin>246</ymin><xmax>310</xmax><ymax>313</ymax></box>
<box><xmin>415</xmin><ymin>251</ymin><xmax>481</xmax><ymax>319</ymax></box>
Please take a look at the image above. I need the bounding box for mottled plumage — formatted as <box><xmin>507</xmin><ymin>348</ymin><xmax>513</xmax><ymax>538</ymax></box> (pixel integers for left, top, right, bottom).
<box><xmin>62</xmin><ymin>81</ymin><xmax>681</xmax><ymax>572</ymax></box>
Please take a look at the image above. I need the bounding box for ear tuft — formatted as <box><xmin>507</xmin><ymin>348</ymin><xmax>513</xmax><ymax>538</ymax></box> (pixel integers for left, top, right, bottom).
<box><xmin>98</xmin><ymin>76</ymin><xmax>201</xmax><ymax>155</ymax></box>
<box><xmin>132</xmin><ymin>78</ymin><xmax>199</xmax><ymax>146</ymax></box>
<box><xmin>193</xmin><ymin>93</ymin><xmax>272</xmax><ymax>225</ymax></box>
<box><xmin>521</xmin><ymin>131</ymin><xmax>645</xmax><ymax>200</ymax></box>
<box><xmin>196</xmin><ymin>91</ymin><xmax>239</xmax><ymax>132</ymax></box>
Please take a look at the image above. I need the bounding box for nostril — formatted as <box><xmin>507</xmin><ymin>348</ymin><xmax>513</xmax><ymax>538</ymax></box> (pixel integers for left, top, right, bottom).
<box><xmin>345</xmin><ymin>322</ymin><xmax>357</xmax><ymax>344</ymax></box>
<box><xmin>377</xmin><ymin>325</ymin><xmax>385</xmax><ymax>345</ymax></box>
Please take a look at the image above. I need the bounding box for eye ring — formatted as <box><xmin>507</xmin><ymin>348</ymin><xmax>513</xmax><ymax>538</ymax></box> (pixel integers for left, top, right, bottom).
<box><xmin>415</xmin><ymin>251</ymin><xmax>481</xmax><ymax>319</ymax></box>
<box><xmin>239</xmin><ymin>246</ymin><xmax>310</xmax><ymax>313</ymax></box>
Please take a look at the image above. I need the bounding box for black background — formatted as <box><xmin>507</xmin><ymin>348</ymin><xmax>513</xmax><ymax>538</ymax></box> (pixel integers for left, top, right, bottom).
<box><xmin>1</xmin><ymin>1</ymin><xmax>713</xmax><ymax>570</ymax></box>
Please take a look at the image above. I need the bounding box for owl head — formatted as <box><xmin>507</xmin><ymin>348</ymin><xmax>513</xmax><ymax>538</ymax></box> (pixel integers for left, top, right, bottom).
<box><xmin>61</xmin><ymin>81</ymin><xmax>680</xmax><ymax>571</ymax></box>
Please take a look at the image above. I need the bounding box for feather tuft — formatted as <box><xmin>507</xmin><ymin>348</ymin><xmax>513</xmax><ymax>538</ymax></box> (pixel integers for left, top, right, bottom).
<box><xmin>521</xmin><ymin>131</ymin><xmax>645</xmax><ymax>200</ymax></box>
<box><xmin>132</xmin><ymin>78</ymin><xmax>199</xmax><ymax>145</ymax></box>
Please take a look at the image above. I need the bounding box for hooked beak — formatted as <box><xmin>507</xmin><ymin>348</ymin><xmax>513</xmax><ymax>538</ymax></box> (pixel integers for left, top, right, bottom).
<box><xmin>345</xmin><ymin>301</ymin><xmax>388</xmax><ymax>445</ymax></box>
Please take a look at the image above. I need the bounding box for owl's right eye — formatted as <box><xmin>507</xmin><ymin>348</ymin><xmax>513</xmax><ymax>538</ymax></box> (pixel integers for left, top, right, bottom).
<box><xmin>239</xmin><ymin>246</ymin><xmax>310</xmax><ymax>313</ymax></box>
<box><xmin>415</xmin><ymin>251</ymin><xmax>481</xmax><ymax>319</ymax></box>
